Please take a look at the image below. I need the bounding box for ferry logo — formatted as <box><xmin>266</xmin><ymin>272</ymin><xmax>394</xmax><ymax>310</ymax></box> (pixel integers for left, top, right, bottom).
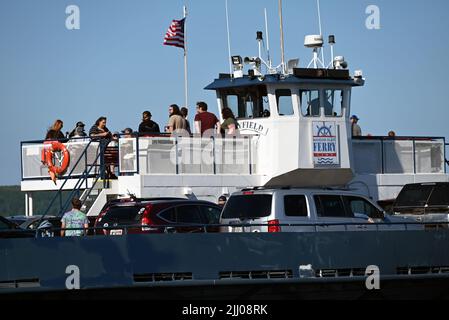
<box><xmin>313</xmin><ymin>122</ymin><xmax>339</xmax><ymax>165</ymax></box>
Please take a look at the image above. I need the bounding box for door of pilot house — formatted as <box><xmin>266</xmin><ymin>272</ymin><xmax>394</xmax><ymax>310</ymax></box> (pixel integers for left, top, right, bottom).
<box><xmin>313</xmin><ymin>195</ymin><xmax>371</xmax><ymax>232</ymax></box>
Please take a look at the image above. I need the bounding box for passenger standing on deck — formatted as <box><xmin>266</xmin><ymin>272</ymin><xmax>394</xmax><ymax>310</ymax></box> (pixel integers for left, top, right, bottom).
<box><xmin>89</xmin><ymin>117</ymin><xmax>116</xmax><ymax>178</ymax></box>
<box><xmin>194</xmin><ymin>102</ymin><xmax>220</xmax><ymax>136</ymax></box>
<box><xmin>181</xmin><ymin>107</ymin><xmax>192</xmax><ymax>135</ymax></box>
<box><xmin>45</xmin><ymin>119</ymin><xmax>66</xmax><ymax>141</ymax></box>
<box><xmin>350</xmin><ymin>115</ymin><xmax>362</xmax><ymax>137</ymax></box>
<box><xmin>167</xmin><ymin>104</ymin><xmax>187</xmax><ymax>134</ymax></box>
<box><xmin>89</xmin><ymin>117</ymin><xmax>112</xmax><ymax>139</ymax></box>
<box><xmin>61</xmin><ymin>198</ymin><xmax>89</xmax><ymax>237</ymax></box>
<box><xmin>138</xmin><ymin>111</ymin><xmax>160</xmax><ymax>135</ymax></box>
<box><xmin>220</xmin><ymin>108</ymin><xmax>239</xmax><ymax>136</ymax></box>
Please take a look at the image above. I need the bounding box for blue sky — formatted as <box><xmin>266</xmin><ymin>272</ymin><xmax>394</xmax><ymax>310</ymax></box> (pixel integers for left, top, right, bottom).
<box><xmin>1</xmin><ymin>0</ymin><xmax>449</xmax><ymax>185</ymax></box>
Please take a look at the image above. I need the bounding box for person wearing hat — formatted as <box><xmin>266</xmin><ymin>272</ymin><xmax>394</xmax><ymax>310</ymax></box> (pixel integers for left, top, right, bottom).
<box><xmin>218</xmin><ymin>195</ymin><xmax>227</xmax><ymax>208</ymax></box>
<box><xmin>138</xmin><ymin>111</ymin><xmax>160</xmax><ymax>135</ymax></box>
<box><xmin>350</xmin><ymin>115</ymin><xmax>362</xmax><ymax>137</ymax></box>
<box><xmin>122</xmin><ymin>127</ymin><xmax>134</xmax><ymax>139</ymax></box>
<box><xmin>69</xmin><ymin>121</ymin><xmax>87</xmax><ymax>139</ymax></box>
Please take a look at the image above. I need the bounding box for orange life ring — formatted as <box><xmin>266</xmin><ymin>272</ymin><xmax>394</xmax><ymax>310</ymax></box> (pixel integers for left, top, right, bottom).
<box><xmin>45</xmin><ymin>141</ymin><xmax>70</xmax><ymax>176</ymax></box>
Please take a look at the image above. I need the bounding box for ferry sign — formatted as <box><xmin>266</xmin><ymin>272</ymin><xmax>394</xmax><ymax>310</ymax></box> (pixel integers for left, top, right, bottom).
<box><xmin>238</xmin><ymin>121</ymin><xmax>269</xmax><ymax>136</ymax></box>
<box><xmin>312</xmin><ymin>122</ymin><xmax>339</xmax><ymax>165</ymax></box>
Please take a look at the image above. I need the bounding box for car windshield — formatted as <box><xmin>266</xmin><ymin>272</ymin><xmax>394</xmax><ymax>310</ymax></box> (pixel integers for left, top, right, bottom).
<box><xmin>394</xmin><ymin>185</ymin><xmax>434</xmax><ymax>208</ymax></box>
<box><xmin>428</xmin><ymin>184</ymin><xmax>449</xmax><ymax>206</ymax></box>
<box><xmin>394</xmin><ymin>184</ymin><xmax>449</xmax><ymax>214</ymax></box>
<box><xmin>222</xmin><ymin>194</ymin><xmax>272</xmax><ymax>219</ymax></box>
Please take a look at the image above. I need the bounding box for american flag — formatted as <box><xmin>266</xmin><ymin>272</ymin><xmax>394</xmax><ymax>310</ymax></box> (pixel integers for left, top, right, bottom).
<box><xmin>163</xmin><ymin>18</ymin><xmax>185</xmax><ymax>50</ymax></box>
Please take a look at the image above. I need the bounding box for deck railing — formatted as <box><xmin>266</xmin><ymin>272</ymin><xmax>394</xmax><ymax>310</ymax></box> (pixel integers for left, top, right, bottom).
<box><xmin>352</xmin><ymin>136</ymin><xmax>446</xmax><ymax>175</ymax></box>
<box><xmin>21</xmin><ymin>135</ymin><xmax>446</xmax><ymax>181</ymax></box>
<box><xmin>118</xmin><ymin>135</ymin><xmax>256</xmax><ymax>176</ymax></box>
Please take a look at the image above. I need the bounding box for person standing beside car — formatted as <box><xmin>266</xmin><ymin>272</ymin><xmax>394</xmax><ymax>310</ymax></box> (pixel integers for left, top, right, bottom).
<box><xmin>61</xmin><ymin>198</ymin><xmax>89</xmax><ymax>237</ymax></box>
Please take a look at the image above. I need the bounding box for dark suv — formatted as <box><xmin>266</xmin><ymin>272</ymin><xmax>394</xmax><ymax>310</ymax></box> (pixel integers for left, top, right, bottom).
<box><xmin>0</xmin><ymin>216</ymin><xmax>35</xmax><ymax>239</ymax></box>
<box><xmin>392</xmin><ymin>182</ymin><xmax>449</xmax><ymax>224</ymax></box>
<box><xmin>94</xmin><ymin>199</ymin><xmax>222</xmax><ymax>235</ymax></box>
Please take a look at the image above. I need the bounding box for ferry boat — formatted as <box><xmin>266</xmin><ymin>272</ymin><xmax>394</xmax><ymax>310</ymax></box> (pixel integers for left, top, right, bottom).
<box><xmin>3</xmin><ymin>3</ymin><xmax>449</xmax><ymax>300</ymax></box>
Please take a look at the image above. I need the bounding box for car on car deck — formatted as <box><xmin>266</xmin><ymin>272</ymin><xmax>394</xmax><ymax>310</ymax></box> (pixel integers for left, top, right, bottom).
<box><xmin>391</xmin><ymin>182</ymin><xmax>449</xmax><ymax>229</ymax></box>
<box><xmin>94</xmin><ymin>199</ymin><xmax>222</xmax><ymax>235</ymax></box>
<box><xmin>220</xmin><ymin>187</ymin><xmax>422</xmax><ymax>233</ymax></box>
<box><xmin>0</xmin><ymin>216</ymin><xmax>35</xmax><ymax>239</ymax></box>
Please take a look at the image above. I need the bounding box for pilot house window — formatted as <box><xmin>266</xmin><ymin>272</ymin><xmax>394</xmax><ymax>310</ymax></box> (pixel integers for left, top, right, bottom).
<box><xmin>300</xmin><ymin>89</ymin><xmax>345</xmax><ymax>117</ymax></box>
<box><xmin>300</xmin><ymin>90</ymin><xmax>320</xmax><ymax>117</ymax></box>
<box><xmin>221</xmin><ymin>86</ymin><xmax>270</xmax><ymax>119</ymax></box>
<box><xmin>324</xmin><ymin>90</ymin><xmax>344</xmax><ymax>117</ymax></box>
<box><xmin>276</xmin><ymin>89</ymin><xmax>294</xmax><ymax>116</ymax></box>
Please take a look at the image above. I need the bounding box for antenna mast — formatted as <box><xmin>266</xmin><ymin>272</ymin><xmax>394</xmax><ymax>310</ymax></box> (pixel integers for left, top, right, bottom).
<box><xmin>264</xmin><ymin>8</ymin><xmax>272</xmax><ymax>69</ymax></box>
<box><xmin>278</xmin><ymin>0</ymin><xmax>286</xmax><ymax>74</ymax></box>
<box><xmin>225</xmin><ymin>0</ymin><xmax>233</xmax><ymax>77</ymax></box>
<box><xmin>316</xmin><ymin>0</ymin><xmax>325</xmax><ymax>67</ymax></box>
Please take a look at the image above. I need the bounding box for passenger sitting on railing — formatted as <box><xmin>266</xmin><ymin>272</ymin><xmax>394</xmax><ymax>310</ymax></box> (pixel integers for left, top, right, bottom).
<box><xmin>43</xmin><ymin>119</ymin><xmax>68</xmax><ymax>184</ymax></box>
<box><xmin>138</xmin><ymin>111</ymin><xmax>160</xmax><ymax>135</ymax></box>
<box><xmin>220</xmin><ymin>108</ymin><xmax>239</xmax><ymax>136</ymax></box>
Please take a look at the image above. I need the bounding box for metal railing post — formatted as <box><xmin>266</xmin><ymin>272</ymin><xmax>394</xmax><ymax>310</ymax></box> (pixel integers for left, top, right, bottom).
<box><xmin>381</xmin><ymin>138</ymin><xmax>385</xmax><ymax>174</ymax></box>
<box><xmin>136</xmin><ymin>136</ymin><xmax>140</xmax><ymax>174</ymax></box>
<box><xmin>413</xmin><ymin>139</ymin><xmax>417</xmax><ymax>174</ymax></box>
<box><xmin>175</xmin><ymin>136</ymin><xmax>179</xmax><ymax>175</ymax></box>
<box><xmin>212</xmin><ymin>136</ymin><xmax>217</xmax><ymax>175</ymax></box>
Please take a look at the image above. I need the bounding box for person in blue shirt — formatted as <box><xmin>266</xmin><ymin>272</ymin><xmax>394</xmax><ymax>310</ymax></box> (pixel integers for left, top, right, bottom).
<box><xmin>61</xmin><ymin>198</ymin><xmax>89</xmax><ymax>237</ymax></box>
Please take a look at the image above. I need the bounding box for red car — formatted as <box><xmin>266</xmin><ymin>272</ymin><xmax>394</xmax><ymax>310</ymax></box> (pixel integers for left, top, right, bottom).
<box><xmin>94</xmin><ymin>199</ymin><xmax>222</xmax><ymax>235</ymax></box>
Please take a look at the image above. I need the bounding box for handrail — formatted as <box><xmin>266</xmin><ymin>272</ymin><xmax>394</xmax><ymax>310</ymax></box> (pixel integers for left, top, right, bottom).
<box><xmin>37</xmin><ymin>140</ymin><xmax>103</xmax><ymax>226</ymax></box>
<box><xmin>353</xmin><ymin>136</ymin><xmax>446</xmax><ymax>141</ymax></box>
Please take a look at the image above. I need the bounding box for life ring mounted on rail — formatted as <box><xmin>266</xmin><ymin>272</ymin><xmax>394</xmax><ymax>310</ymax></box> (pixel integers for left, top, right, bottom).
<box><xmin>45</xmin><ymin>141</ymin><xmax>70</xmax><ymax>176</ymax></box>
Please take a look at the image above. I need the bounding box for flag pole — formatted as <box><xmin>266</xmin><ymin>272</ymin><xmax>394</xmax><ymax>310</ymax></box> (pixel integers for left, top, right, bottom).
<box><xmin>183</xmin><ymin>6</ymin><xmax>188</xmax><ymax>109</ymax></box>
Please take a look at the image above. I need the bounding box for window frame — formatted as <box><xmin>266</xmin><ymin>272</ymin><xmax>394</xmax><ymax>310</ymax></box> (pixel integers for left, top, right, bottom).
<box><xmin>275</xmin><ymin>89</ymin><xmax>295</xmax><ymax>117</ymax></box>
<box><xmin>314</xmin><ymin>195</ymin><xmax>353</xmax><ymax>218</ymax></box>
<box><xmin>343</xmin><ymin>196</ymin><xmax>383</xmax><ymax>219</ymax></box>
<box><xmin>219</xmin><ymin>86</ymin><xmax>270</xmax><ymax>120</ymax></box>
<box><xmin>283</xmin><ymin>195</ymin><xmax>309</xmax><ymax>217</ymax></box>
<box><xmin>174</xmin><ymin>205</ymin><xmax>203</xmax><ymax>225</ymax></box>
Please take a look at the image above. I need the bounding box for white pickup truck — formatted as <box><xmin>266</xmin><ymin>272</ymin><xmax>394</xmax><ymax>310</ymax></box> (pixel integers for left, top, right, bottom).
<box><xmin>220</xmin><ymin>187</ymin><xmax>420</xmax><ymax>233</ymax></box>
